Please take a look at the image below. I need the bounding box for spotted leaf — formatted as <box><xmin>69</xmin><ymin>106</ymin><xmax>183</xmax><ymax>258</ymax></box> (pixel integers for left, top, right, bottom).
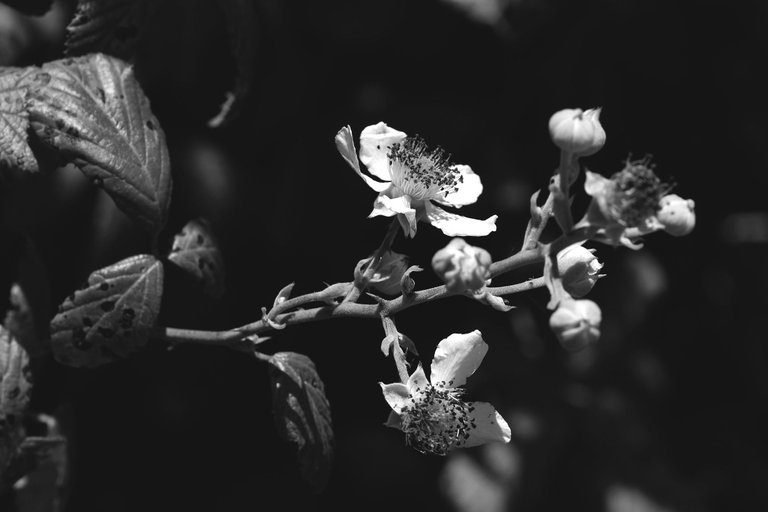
<box><xmin>168</xmin><ymin>219</ymin><xmax>225</xmax><ymax>299</ymax></box>
<box><xmin>50</xmin><ymin>254</ymin><xmax>164</xmax><ymax>368</ymax></box>
<box><xmin>28</xmin><ymin>53</ymin><xmax>172</xmax><ymax>234</ymax></box>
<box><xmin>268</xmin><ymin>352</ymin><xmax>334</xmax><ymax>493</ymax></box>
<box><xmin>0</xmin><ymin>67</ymin><xmax>48</xmax><ymax>174</ymax></box>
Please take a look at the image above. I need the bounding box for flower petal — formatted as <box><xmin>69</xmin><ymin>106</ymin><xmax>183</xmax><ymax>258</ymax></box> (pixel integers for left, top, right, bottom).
<box><xmin>359</xmin><ymin>122</ymin><xmax>407</xmax><ymax>182</ymax></box>
<box><xmin>425</xmin><ymin>203</ymin><xmax>498</xmax><ymax>237</ymax></box>
<box><xmin>379</xmin><ymin>382</ymin><xmax>411</xmax><ymax>414</ymax></box>
<box><xmin>435</xmin><ymin>165</ymin><xmax>483</xmax><ymax>208</ymax></box>
<box><xmin>335</xmin><ymin>125</ymin><xmax>391</xmax><ymax>192</ymax></box>
<box><xmin>369</xmin><ymin>194</ymin><xmax>419</xmax><ymax>237</ymax></box>
<box><xmin>430</xmin><ymin>330</ymin><xmax>488</xmax><ymax>388</ymax></box>
<box><xmin>406</xmin><ymin>364</ymin><xmax>430</xmax><ymax>393</ymax></box>
<box><xmin>583</xmin><ymin>170</ymin><xmax>610</xmax><ymax>197</ymax></box>
<box><xmin>463</xmin><ymin>402</ymin><xmax>512</xmax><ymax>447</ymax></box>
<box><xmin>384</xmin><ymin>410</ymin><xmax>403</xmax><ymax>430</ymax></box>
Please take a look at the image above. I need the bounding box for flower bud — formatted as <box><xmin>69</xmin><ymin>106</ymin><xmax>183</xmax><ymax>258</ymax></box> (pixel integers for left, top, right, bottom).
<box><xmin>548</xmin><ymin>107</ymin><xmax>606</xmax><ymax>156</ymax></box>
<box><xmin>432</xmin><ymin>238</ymin><xmax>492</xmax><ymax>293</ymax></box>
<box><xmin>657</xmin><ymin>194</ymin><xmax>695</xmax><ymax>236</ymax></box>
<box><xmin>355</xmin><ymin>251</ymin><xmax>409</xmax><ymax>296</ymax></box>
<box><xmin>549</xmin><ymin>299</ymin><xmax>601</xmax><ymax>351</ymax></box>
<box><xmin>557</xmin><ymin>244</ymin><xmax>603</xmax><ymax>298</ymax></box>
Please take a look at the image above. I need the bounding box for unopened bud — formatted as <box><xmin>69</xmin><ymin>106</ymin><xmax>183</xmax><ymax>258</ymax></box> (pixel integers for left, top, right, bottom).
<box><xmin>549</xmin><ymin>299</ymin><xmax>601</xmax><ymax>351</ymax></box>
<box><xmin>355</xmin><ymin>251</ymin><xmax>409</xmax><ymax>296</ymax></box>
<box><xmin>432</xmin><ymin>238</ymin><xmax>492</xmax><ymax>293</ymax></box>
<box><xmin>557</xmin><ymin>244</ymin><xmax>603</xmax><ymax>298</ymax></box>
<box><xmin>657</xmin><ymin>194</ymin><xmax>695</xmax><ymax>236</ymax></box>
<box><xmin>548</xmin><ymin>107</ymin><xmax>606</xmax><ymax>156</ymax></box>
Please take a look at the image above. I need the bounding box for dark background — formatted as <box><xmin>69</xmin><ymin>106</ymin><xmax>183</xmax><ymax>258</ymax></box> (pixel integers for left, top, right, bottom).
<box><xmin>2</xmin><ymin>0</ymin><xmax>767</xmax><ymax>510</ymax></box>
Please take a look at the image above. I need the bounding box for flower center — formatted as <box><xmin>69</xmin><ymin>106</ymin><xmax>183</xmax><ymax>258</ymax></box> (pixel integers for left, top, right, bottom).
<box><xmin>387</xmin><ymin>136</ymin><xmax>462</xmax><ymax>201</ymax></box>
<box><xmin>608</xmin><ymin>157</ymin><xmax>670</xmax><ymax>227</ymax></box>
<box><xmin>399</xmin><ymin>381</ymin><xmax>475</xmax><ymax>455</ymax></box>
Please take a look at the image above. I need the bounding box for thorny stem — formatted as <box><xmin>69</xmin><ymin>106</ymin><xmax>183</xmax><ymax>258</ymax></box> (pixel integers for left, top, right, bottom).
<box><xmin>160</xmin><ymin>265</ymin><xmax>547</xmax><ymax>348</ymax></box>
<box><xmin>343</xmin><ymin>219</ymin><xmax>401</xmax><ymax>303</ymax></box>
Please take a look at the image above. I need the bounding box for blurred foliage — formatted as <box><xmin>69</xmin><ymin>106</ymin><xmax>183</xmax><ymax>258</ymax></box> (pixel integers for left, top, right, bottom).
<box><xmin>1</xmin><ymin>0</ymin><xmax>767</xmax><ymax>511</ymax></box>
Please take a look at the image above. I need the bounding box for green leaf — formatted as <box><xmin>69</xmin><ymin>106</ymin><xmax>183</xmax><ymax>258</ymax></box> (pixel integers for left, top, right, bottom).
<box><xmin>64</xmin><ymin>0</ymin><xmax>156</xmax><ymax>60</ymax></box>
<box><xmin>168</xmin><ymin>219</ymin><xmax>225</xmax><ymax>299</ymax></box>
<box><xmin>268</xmin><ymin>352</ymin><xmax>334</xmax><ymax>492</ymax></box>
<box><xmin>0</xmin><ymin>67</ymin><xmax>48</xmax><ymax>174</ymax></box>
<box><xmin>50</xmin><ymin>254</ymin><xmax>164</xmax><ymax>368</ymax></box>
<box><xmin>0</xmin><ymin>325</ymin><xmax>32</xmax><ymax>477</ymax></box>
<box><xmin>28</xmin><ymin>53</ymin><xmax>172</xmax><ymax>234</ymax></box>
<box><xmin>208</xmin><ymin>0</ymin><xmax>258</xmax><ymax>127</ymax></box>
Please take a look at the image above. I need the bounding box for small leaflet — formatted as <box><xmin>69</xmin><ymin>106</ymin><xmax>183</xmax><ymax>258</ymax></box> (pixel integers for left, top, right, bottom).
<box><xmin>268</xmin><ymin>352</ymin><xmax>334</xmax><ymax>493</ymax></box>
<box><xmin>50</xmin><ymin>254</ymin><xmax>164</xmax><ymax>368</ymax></box>
<box><xmin>168</xmin><ymin>219</ymin><xmax>226</xmax><ymax>299</ymax></box>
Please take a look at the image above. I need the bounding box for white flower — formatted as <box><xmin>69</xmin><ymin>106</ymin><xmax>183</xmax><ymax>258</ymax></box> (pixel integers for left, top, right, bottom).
<box><xmin>336</xmin><ymin>123</ymin><xmax>497</xmax><ymax>238</ymax></box>
<box><xmin>379</xmin><ymin>330</ymin><xmax>511</xmax><ymax>455</ymax></box>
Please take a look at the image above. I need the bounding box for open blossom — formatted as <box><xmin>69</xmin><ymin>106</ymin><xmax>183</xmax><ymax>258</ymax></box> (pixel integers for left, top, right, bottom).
<box><xmin>578</xmin><ymin>158</ymin><xmax>671</xmax><ymax>248</ymax></box>
<box><xmin>379</xmin><ymin>330</ymin><xmax>511</xmax><ymax>455</ymax></box>
<box><xmin>432</xmin><ymin>238</ymin><xmax>492</xmax><ymax>293</ymax></box>
<box><xmin>336</xmin><ymin>123</ymin><xmax>497</xmax><ymax>238</ymax></box>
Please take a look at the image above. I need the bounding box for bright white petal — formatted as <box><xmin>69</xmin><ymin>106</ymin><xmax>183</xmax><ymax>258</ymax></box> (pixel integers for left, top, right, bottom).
<box><xmin>379</xmin><ymin>382</ymin><xmax>411</xmax><ymax>414</ymax></box>
<box><xmin>425</xmin><ymin>203</ymin><xmax>497</xmax><ymax>237</ymax></box>
<box><xmin>463</xmin><ymin>402</ymin><xmax>512</xmax><ymax>447</ymax></box>
<box><xmin>406</xmin><ymin>364</ymin><xmax>430</xmax><ymax>393</ymax></box>
<box><xmin>584</xmin><ymin>171</ymin><xmax>610</xmax><ymax>197</ymax></box>
<box><xmin>369</xmin><ymin>192</ymin><xmax>413</xmax><ymax>218</ymax></box>
<box><xmin>335</xmin><ymin>125</ymin><xmax>391</xmax><ymax>193</ymax></box>
<box><xmin>430</xmin><ymin>330</ymin><xmax>488</xmax><ymax>388</ymax></box>
<box><xmin>435</xmin><ymin>165</ymin><xmax>483</xmax><ymax>208</ymax></box>
<box><xmin>359</xmin><ymin>122</ymin><xmax>407</xmax><ymax>182</ymax></box>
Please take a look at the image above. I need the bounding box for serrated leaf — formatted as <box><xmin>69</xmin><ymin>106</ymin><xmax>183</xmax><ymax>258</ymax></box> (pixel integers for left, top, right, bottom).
<box><xmin>28</xmin><ymin>53</ymin><xmax>172</xmax><ymax>234</ymax></box>
<box><xmin>268</xmin><ymin>352</ymin><xmax>334</xmax><ymax>493</ymax></box>
<box><xmin>64</xmin><ymin>0</ymin><xmax>156</xmax><ymax>60</ymax></box>
<box><xmin>50</xmin><ymin>254</ymin><xmax>164</xmax><ymax>368</ymax></box>
<box><xmin>0</xmin><ymin>67</ymin><xmax>48</xmax><ymax>174</ymax></box>
<box><xmin>4</xmin><ymin>284</ymin><xmax>48</xmax><ymax>358</ymax></box>
<box><xmin>208</xmin><ymin>0</ymin><xmax>258</xmax><ymax>127</ymax></box>
<box><xmin>0</xmin><ymin>325</ymin><xmax>32</xmax><ymax>476</ymax></box>
<box><xmin>168</xmin><ymin>219</ymin><xmax>225</xmax><ymax>299</ymax></box>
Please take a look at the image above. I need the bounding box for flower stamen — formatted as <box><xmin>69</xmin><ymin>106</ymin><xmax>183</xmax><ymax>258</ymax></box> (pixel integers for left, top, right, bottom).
<box><xmin>387</xmin><ymin>136</ymin><xmax>461</xmax><ymax>201</ymax></box>
<box><xmin>607</xmin><ymin>157</ymin><xmax>671</xmax><ymax>227</ymax></box>
<box><xmin>399</xmin><ymin>381</ymin><xmax>476</xmax><ymax>455</ymax></box>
